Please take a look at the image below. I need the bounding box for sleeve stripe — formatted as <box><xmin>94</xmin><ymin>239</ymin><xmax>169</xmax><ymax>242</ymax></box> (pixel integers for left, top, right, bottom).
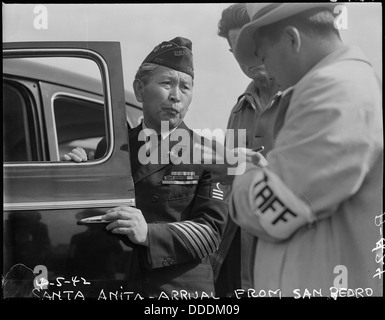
<box><xmin>170</xmin><ymin>223</ymin><xmax>206</xmax><ymax>259</ymax></box>
<box><xmin>182</xmin><ymin>221</ymin><xmax>214</xmax><ymax>254</ymax></box>
<box><xmin>169</xmin><ymin>221</ymin><xmax>218</xmax><ymax>258</ymax></box>
<box><xmin>183</xmin><ymin>221</ymin><xmax>219</xmax><ymax>252</ymax></box>
<box><xmin>200</xmin><ymin>223</ymin><xmax>220</xmax><ymax>249</ymax></box>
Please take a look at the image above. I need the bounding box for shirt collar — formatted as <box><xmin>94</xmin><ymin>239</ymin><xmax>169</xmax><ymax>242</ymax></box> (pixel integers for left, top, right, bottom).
<box><xmin>233</xmin><ymin>81</ymin><xmax>259</xmax><ymax>113</ymax></box>
<box><xmin>265</xmin><ymin>90</ymin><xmax>282</xmax><ymax>110</ymax></box>
<box><xmin>281</xmin><ymin>86</ymin><xmax>294</xmax><ymax>99</ymax></box>
<box><xmin>264</xmin><ymin>87</ymin><xmax>294</xmax><ymax>110</ymax></box>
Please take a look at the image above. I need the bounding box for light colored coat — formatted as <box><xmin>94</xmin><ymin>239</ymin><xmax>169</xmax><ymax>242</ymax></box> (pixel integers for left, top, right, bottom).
<box><xmin>230</xmin><ymin>45</ymin><xmax>383</xmax><ymax>297</ymax></box>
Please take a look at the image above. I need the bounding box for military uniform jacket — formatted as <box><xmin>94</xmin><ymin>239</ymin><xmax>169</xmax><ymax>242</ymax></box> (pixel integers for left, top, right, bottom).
<box><xmin>126</xmin><ymin>122</ymin><xmax>229</xmax><ymax>297</ymax></box>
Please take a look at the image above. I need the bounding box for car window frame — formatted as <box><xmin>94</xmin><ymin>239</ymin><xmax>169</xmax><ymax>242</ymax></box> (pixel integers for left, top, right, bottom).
<box><xmin>41</xmin><ymin>83</ymin><xmax>107</xmax><ymax>162</ymax></box>
<box><xmin>3</xmin><ymin>47</ymin><xmax>114</xmax><ymax>168</ymax></box>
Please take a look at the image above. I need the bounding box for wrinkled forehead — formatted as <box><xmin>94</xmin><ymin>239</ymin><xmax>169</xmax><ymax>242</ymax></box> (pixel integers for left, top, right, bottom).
<box><xmin>150</xmin><ymin>65</ymin><xmax>194</xmax><ymax>83</ymax></box>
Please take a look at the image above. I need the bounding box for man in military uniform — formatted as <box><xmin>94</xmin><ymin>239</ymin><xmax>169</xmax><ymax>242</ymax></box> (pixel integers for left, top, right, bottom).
<box><xmin>64</xmin><ymin>37</ymin><xmax>229</xmax><ymax>297</ymax></box>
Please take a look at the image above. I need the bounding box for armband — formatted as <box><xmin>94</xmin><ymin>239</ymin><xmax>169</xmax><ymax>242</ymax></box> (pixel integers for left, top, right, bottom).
<box><xmin>249</xmin><ymin>169</ymin><xmax>315</xmax><ymax>240</ymax></box>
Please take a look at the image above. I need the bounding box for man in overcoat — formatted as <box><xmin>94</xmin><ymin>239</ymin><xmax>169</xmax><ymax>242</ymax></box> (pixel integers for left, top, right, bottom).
<box><xmin>230</xmin><ymin>3</ymin><xmax>383</xmax><ymax>296</ymax></box>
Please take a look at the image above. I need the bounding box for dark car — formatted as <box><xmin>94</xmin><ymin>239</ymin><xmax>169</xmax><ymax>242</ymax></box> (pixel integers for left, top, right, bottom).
<box><xmin>3</xmin><ymin>42</ymin><xmax>143</xmax><ymax>299</ymax></box>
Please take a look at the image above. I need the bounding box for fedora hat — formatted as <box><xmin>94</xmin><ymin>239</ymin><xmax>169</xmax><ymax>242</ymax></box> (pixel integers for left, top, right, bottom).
<box><xmin>235</xmin><ymin>3</ymin><xmax>338</xmax><ymax>66</ymax></box>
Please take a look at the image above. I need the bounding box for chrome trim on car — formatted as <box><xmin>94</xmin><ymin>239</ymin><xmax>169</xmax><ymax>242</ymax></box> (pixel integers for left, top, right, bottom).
<box><xmin>3</xmin><ymin>198</ymin><xmax>136</xmax><ymax>211</ymax></box>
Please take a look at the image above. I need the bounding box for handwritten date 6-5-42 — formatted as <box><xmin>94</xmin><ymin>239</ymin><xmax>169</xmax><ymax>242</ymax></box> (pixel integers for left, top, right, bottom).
<box><xmin>50</xmin><ymin>276</ymin><xmax>91</xmax><ymax>287</ymax></box>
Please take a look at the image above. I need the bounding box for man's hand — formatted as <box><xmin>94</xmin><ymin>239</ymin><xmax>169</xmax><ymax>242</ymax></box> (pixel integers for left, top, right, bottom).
<box><xmin>103</xmin><ymin>207</ymin><xmax>149</xmax><ymax>246</ymax></box>
<box><xmin>233</xmin><ymin>147</ymin><xmax>268</xmax><ymax>167</ymax></box>
<box><xmin>61</xmin><ymin>147</ymin><xmax>94</xmax><ymax>162</ymax></box>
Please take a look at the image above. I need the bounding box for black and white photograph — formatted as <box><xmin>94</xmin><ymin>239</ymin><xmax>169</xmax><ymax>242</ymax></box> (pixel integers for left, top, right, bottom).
<box><xmin>2</xmin><ymin>1</ymin><xmax>383</xmax><ymax>313</ymax></box>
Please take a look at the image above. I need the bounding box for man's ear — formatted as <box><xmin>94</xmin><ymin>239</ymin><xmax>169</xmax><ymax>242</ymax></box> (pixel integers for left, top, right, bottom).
<box><xmin>133</xmin><ymin>79</ymin><xmax>144</xmax><ymax>103</ymax></box>
<box><xmin>283</xmin><ymin>26</ymin><xmax>301</xmax><ymax>53</ymax></box>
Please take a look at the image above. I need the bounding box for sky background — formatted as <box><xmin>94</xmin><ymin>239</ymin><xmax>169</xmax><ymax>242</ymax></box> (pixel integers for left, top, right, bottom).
<box><xmin>3</xmin><ymin>3</ymin><xmax>382</xmax><ymax>132</ymax></box>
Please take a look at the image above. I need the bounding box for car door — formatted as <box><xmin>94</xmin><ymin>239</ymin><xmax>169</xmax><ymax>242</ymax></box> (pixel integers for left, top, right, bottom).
<box><xmin>3</xmin><ymin>42</ymin><xmax>138</xmax><ymax>299</ymax></box>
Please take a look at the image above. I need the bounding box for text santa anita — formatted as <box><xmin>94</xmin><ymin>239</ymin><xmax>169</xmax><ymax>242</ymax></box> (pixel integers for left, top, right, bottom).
<box><xmin>37</xmin><ymin>286</ymin><xmax>374</xmax><ymax>300</ymax></box>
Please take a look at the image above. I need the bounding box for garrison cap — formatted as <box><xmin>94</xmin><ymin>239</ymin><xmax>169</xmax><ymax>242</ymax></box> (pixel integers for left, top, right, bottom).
<box><xmin>142</xmin><ymin>36</ymin><xmax>194</xmax><ymax>79</ymax></box>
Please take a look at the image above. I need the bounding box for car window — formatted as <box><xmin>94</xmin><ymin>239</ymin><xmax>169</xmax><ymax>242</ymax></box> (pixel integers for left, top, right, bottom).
<box><xmin>3</xmin><ymin>56</ymin><xmax>109</xmax><ymax>163</ymax></box>
<box><xmin>54</xmin><ymin>95</ymin><xmax>106</xmax><ymax>158</ymax></box>
<box><xmin>3</xmin><ymin>53</ymin><xmax>142</xmax><ymax>164</ymax></box>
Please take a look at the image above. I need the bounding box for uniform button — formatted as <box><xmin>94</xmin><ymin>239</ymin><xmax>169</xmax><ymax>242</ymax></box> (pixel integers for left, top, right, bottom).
<box><xmin>151</xmin><ymin>194</ymin><xmax>160</xmax><ymax>203</ymax></box>
<box><xmin>162</xmin><ymin>257</ymin><xmax>174</xmax><ymax>266</ymax></box>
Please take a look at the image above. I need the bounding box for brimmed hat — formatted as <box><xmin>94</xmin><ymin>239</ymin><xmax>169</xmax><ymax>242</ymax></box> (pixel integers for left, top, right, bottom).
<box><xmin>142</xmin><ymin>36</ymin><xmax>194</xmax><ymax>79</ymax></box>
<box><xmin>235</xmin><ymin>3</ymin><xmax>338</xmax><ymax>66</ymax></box>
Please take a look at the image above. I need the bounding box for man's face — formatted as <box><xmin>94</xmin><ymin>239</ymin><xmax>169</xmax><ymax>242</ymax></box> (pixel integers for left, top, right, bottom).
<box><xmin>253</xmin><ymin>31</ymin><xmax>292</xmax><ymax>89</ymax></box>
<box><xmin>138</xmin><ymin>65</ymin><xmax>193</xmax><ymax>132</ymax></box>
<box><xmin>228</xmin><ymin>28</ymin><xmax>267</xmax><ymax>82</ymax></box>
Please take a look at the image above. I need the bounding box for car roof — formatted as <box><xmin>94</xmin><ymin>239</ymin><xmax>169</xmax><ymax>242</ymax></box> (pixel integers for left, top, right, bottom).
<box><xmin>3</xmin><ymin>58</ymin><xmax>141</xmax><ymax>109</ymax></box>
